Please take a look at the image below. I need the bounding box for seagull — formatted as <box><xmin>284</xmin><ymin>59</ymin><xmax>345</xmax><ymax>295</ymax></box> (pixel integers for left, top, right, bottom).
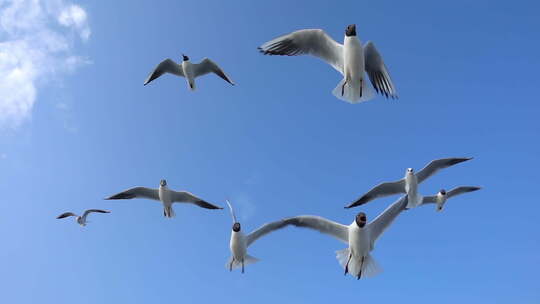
<box><xmin>143</xmin><ymin>54</ymin><xmax>235</xmax><ymax>90</ymax></box>
<box><xmin>345</xmin><ymin>157</ymin><xmax>473</xmax><ymax>209</ymax></box>
<box><xmin>56</xmin><ymin>209</ymin><xmax>110</xmax><ymax>226</ymax></box>
<box><xmin>258</xmin><ymin>24</ymin><xmax>397</xmax><ymax>103</ymax></box>
<box><xmin>419</xmin><ymin>186</ymin><xmax>481</xmax><ymax>211</ymax></box>
<box><xmin>225</xmin><ymin>200</ymin><xmax>289</xmax><ymax>273</ymax></box>
<box><xmin>283</xmin><ymin>195</ymin><xmax>408</xmax><ymax>279</ymax></box>
<box><xmin>105</xmin><ymin>179</ymin><xmax>222</xmax><ymax>218</ymax></box>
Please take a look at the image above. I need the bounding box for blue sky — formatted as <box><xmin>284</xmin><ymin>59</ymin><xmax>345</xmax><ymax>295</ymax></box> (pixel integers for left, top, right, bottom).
<box><xmin>0</xmin><ymin>0</ymin><xmax>539</xmax><ymax>303</ymax></box>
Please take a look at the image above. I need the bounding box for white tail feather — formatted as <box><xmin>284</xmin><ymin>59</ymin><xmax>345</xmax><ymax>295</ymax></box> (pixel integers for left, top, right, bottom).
<box><xmin>336</xmin><ymin>248</ymin><xmax>382</xmax><ymax>279</ymax></box>
<box><xmin>332</xmin><ymin>76</ymin><xmax>375</xmax><ymax>104</ymax></box>
<box><xmin>225</xmin><ymin>254</ymin><xmax>260</xmax><ymax>271</ymax></box>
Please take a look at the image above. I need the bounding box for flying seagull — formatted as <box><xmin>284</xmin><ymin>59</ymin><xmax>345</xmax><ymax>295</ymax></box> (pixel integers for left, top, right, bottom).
<box><xmin>345</xmin><ymin>157</ymin><xmax>473</xmax><ymax>209</ymax></box>
<box><xmin>105</xmin><ymin>179</ymin><xmax>222</xmax><ymax>218</ymax></box>
<box><xmin>144</xmin><ymin>54</ymin><xmax>235</xmax><ymax>90</ymax></box>
<box><xmin>419</xmin><ymin>186</ymin><xmax>481</xmax><ymax>211</ymax></box>
<box><xmin>56</xmin><ymin>209</ymin><xmax>110</xmax><ymax>226</ymax></box>
<box><xmin>258</xmin><ymin>24</ymin><xmax>397</xmax><ymax>103</ymax></box>
<box><xmin>283</xmin><ymin>195</ymin><xmax>409</xmax><ymax>279</ymax></box>
<box><xmin>225</xmin><ymin>200</ymin><xmax>289</xmax><ymax>273</ymax></box>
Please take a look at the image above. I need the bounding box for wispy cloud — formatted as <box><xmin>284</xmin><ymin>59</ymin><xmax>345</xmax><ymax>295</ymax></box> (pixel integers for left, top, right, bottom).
<box><xmin>0</xmin><ymin>0</ymin><xmax>90</xmax><ymax>129</ymax></box>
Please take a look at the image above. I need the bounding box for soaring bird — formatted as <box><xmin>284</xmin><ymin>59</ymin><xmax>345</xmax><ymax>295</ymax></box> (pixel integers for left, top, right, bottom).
<box><xmin>56</xmin><ymin>209</ymin><xmax>110</xmax><ymax>226</ymax></box>
<box><xmin>259</xmin><ymin>24</ymin><xmax>397</xmax><ymax>103</ymax></box>
<box><xmin>345</xmin><ymin>157</ymin><xmax>473</xmax><ymax>209</ymax></box>
<box><xmin>144</xmin><ymin>54</ymin><xmax>234</xmax><ymax>90</ymax></box>
<box><xmin>283</xmin><ymin>195</ymin><xmax>409</xmax><ymax>279</ymax></box>
<box><xmin>105</xmin><ymin>179</ymin><xmax>222</xmax><ymax>218</ymax></box>
<box><xmin>419</xmin><ymin>186</ymin><xmax>481</xmax><ymax>211</ymax></box>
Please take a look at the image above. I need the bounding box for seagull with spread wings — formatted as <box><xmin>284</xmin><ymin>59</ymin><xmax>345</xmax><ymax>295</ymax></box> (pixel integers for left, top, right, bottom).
<box><xmin>419</xmin><ymin>186</ymin><xmax>482</xmax><ymax>211</ymax></box>
<box><xmin>345</xmin><ymin>157</ymin><xmax>473</xmax><ymax>209</ymax></box>
<box><xmin>56</xmin><ymin>209</ymin><xmax>110</xmax><ymax>226</ymax></box>
<box><xmin>283</xmin><ymin>196</ymin><xmax>409</xmax><ymax>279</ymax></box>
<box><xmin>259</xmin><ymin>24</ymin><xmax>397</xmax><ymax>103</ymax></box>
<box><xmin>105</xmin><ymin>179</ymin><xmax>222</xmax><ymax>218</ymax></box>
<box><xmin>144</xmin><ymin>54</ymin><xmax>234</xmax><ymax>90</ymax></box>
<box><xmin>225</xmin><ymin>200</ymin><xmax>289</xmax><ymax>273</ymax></box>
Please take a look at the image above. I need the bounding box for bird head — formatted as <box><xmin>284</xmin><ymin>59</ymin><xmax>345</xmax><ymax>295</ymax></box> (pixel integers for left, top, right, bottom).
<box><xmin>160</xmin><ymin>179</ymin><xmax>167</xmax><ymax>187</ymax></box>
<box><xmin>355</xmin><ymin>212</ymin><xmax>367</xmax><ymax>228</ymax></box>
<box><xmin>232</xmin><ymin>222</ymin><xmax>241</xmax><ymax>232</ymax></box>
<box><xmin>182</xmin><ymin>54</ymin><xmax>189</xmax><ymax>61</ymax></box>
<box><xmin>406</xmin><ymin>168</ymin><xmax>414</xmax><ymax>175</ymax></box>
<box><xmin>345</xmin><ymin>24</ymin><xmax>357</xmax><ymax>37</ymax></box>
<box><xmin>436</xmin><ymin>189</ymin><xmax>448</xmax><ymax>211</ymax></box>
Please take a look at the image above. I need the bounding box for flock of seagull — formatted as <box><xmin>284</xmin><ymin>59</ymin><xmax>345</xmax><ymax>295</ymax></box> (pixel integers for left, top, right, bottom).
<box><xmin>56</xmin><ymin>24</ymin><xmax>481</xmax><ymax>279</ymax></box>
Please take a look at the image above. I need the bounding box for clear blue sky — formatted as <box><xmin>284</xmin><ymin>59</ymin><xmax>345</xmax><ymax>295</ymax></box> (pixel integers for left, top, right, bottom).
<box><xmin>0</xmin><ymin>0</ymin><xmax>539</xmax><ymax>303</ymax></box>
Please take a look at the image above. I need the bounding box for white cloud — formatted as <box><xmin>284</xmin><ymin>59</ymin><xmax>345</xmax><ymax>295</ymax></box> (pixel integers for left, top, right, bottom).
<box><xmin>0</xmin><ymin>0</ymin><xmax>90</xmax><ymax>129</ymax></box>
<box><xmin>58</xmin><ymin>4</ymin><xmax>90</xmax><ymax>41</ymax></box>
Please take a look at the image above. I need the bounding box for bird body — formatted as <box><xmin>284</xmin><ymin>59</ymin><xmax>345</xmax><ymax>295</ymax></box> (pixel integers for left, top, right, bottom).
<box><xmin>404</xmin><ymin>169</ymin><xmax>421</xmax><ymax>208</ymax></box>
<box><xmin>348</xmin><ymin>220</ymin><xmax>371</xmax><ymax>257</ymax></box>
<box><xmin>181</xmin><ymin>59</ymin><xmax>196</xmax><ymax>90</ymax></box>
<box><xmin>229</xmin><ymin>230</ymin><xmax>248</xmax><ymax>264</ymax></box>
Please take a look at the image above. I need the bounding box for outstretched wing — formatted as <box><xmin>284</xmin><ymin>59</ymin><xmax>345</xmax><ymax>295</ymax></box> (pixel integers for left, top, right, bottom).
<box><xmin>225</xmin><ymin>200</ymin><xmax>237</xmax><ymax>223</ymax></box>
<box><xmin>282</xmin><ymin>215</ymin><xmax>349</xmax><ymax>243</ymax></box>
<box><xmin>416</xmin><ymin>157</ymin><xmax>473</xmax><ymax>183</ymax></box>
<box><xmin>143</xmin><ymin>59</ymin><xmax>184</xmax><ymax>85</ymax></box>
<box><xmin>364</xmin><ymin>41</ymin><xmax>398</xmax><ymax>99</ymax></box>
<box><xmin>258</xmin><ymin>29</ymin><xmax>344</xmax><ymax>73</ymax></box>
<box><xmin>368</xmin><ymin>195</ymin><xmax>408</xmax><ymax>242</ymax></box>
<box><xmin>170</xmin><ymin>191</ymin><xmax>222</xmax><ymax>209</ymax></box>
<box><xmin>345</xmin><ymin>180</ymin><xmax>405</xmax><ymax>209</ymax></box>
<box><xmin>447</xmin><ymin>186</ymin><xmax>482</xmax><ymax>198</ymax></box>
<box><xmin>192</xmin><ymin>58</ymin><xmax>234</xmax><ymax>85</ymax></box>
<box><xmin>82</xmin><ymin>209</ymin><xmax>110</xmax><ymax>221</ymax></box>
<box><xmin>105</xmin><ymin>187</ymin><xmax>160</xmax><ymax>201</ymax></box>
<box><xmin>56</xmin><ymin>212</ymin><xmax>77</xmax><ymax>219</ymax></box>
<box><xmin>421</xmin><ymin>195</ymin><xmax>437</xmax><ymax>204</ymax></box>
<box><xmin>246</xmin><ymin>219</ymin><xmax>290</xmax><ymax>247</ymax></box>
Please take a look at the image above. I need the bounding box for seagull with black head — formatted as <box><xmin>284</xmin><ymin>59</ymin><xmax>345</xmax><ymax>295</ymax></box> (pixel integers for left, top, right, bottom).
<box><xmin>144</xmin><ymin>54</ymin><xmax>235</xmax><ymax>90</ymax></box>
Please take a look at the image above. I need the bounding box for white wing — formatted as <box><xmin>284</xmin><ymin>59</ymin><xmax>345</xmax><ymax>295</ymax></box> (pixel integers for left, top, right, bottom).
<box><xmin>447</xmin><ymin>186</ymin><xmax>481</xmax><ymax>198</ymax></box>
<box><xmin>364</xmin><ymin>41</ymin><xmax>398</xmax><ymax>99</ymax></box>
<box><xmin>225</xmin><ymin>199</ymin><xmax>237</xmax><ymax>223</ymax></box>
<box><xmin>416</xmin><ymin>157</ymin><xmax>473</xmax><ymax>183</ymax></box>
<box><xmin>345</xmin><ymin>180</ymin><xmax>405</xmax><ymax>209</ymax></box>
<box><xmin>258</xmin><ymin>29</ymin><xmax>344</xmax><ymax>73</ymax></box>
<box><xmin>421</xmin><ymin>195</ymin><xmax>437</xmax><ymax>204</ymax></box>
<box><xmin>105</xmin><ymin>187</ymin><xmax>160</xmax><ymax>201</ymax></box>
<box><xmin>56</xmin><ymin>212</ymin><xmax>77</xmax><ymax>219</ymax></box>
<box><xmin>246</xmin><ymin>219</ymin><xmax>290</xmax><ymax>247</ymax></box>
<box><xmin>368</xmin><ymin>196</ymin><xmax>408</xmax><ymax>242</ymax></box>
<box><xmin>192</xmin><ymin>58</ymin><xmax>235</xmax><ymax>85</ymax></box>
<box><xmin>143</xmin><ymin>59</ymin><xmax>184</xmax><ymax>85</ymax></box>
<box><xmin>170</xmin><ymin>191</ymin><xmax>222</xmax><ymax>209</ymax></box>
<box><xmin>81</xmin><ymin>209</ymin><xmax>110</xmax><ymax>221</ymax></box>
<box><xmin>282</xmin><ymin>215</ymin><xmax>349</xmax><ymax>243</ymax></box>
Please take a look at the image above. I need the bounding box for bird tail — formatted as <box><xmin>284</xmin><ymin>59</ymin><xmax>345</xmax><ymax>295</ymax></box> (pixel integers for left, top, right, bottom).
<box><xmin>336</xmin><ymin>248</ymin><xmax>382</xmax><ymax>279</ymax></box>
<box><xmin>163</xmin><ymin>206</ymin><xmax>175</xmax><ymax>218</ymax></box>
<box><xmin>332</xmin><ymin>76</ymin><xmax>375</xmax><ymax>104</ymax></box>
<box><xmin>188</xmin><ymin>80</ymin><xmax>196</xmax><ymax>91</ymax></box>
<box><xmin>225</xmin><ymin>255</ymin><xmax>260</xmax><ymax>271</ymax></box>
